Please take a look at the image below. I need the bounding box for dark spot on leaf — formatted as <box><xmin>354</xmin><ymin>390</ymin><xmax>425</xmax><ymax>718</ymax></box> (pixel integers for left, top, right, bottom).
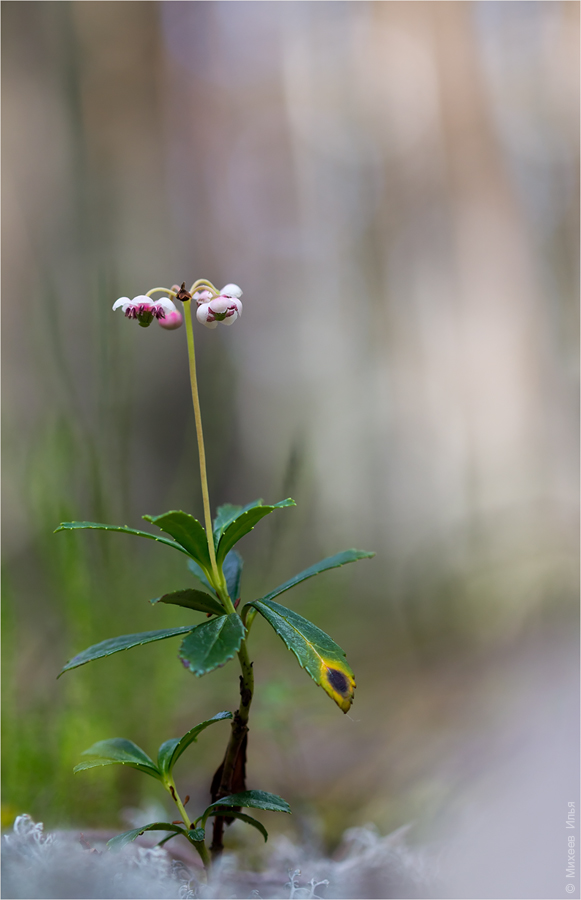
<box><xmin>326</xmin><ymin>668</ymin><xmax>350</xmax><ymax>696</ymax></box>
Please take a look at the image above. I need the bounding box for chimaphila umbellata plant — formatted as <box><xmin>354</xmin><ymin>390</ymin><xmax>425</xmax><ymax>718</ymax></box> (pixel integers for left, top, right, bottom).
<box><xmin>56</xmin><ymin>278</ymin><xmax>374</xmax><ymax>877</ymax></box>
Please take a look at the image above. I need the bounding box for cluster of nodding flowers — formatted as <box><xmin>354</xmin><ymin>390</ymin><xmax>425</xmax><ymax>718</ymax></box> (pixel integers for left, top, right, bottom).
<box><xmin>112</xmin><ymin>281</ymin><xmax>243</xmax><ymax>331</ymax></box>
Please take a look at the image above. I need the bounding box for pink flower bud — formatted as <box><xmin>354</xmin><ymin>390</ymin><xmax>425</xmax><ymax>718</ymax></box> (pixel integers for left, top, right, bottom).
<box><xmin>158</xmin><ymin>310</ymin><xmax>183</xmax><ymax>330</ymax></box>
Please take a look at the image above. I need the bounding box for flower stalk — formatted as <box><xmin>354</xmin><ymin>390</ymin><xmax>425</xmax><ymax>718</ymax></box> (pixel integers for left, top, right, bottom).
<box><xmin>182</xmin><ymin>296</ymin><xmax>224</xmax><ymax>594</ymax></box>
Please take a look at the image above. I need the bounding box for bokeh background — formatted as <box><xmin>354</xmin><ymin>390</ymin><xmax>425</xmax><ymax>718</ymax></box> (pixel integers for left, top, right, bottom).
<box><xmin>2</xmin><ymin>2</ymin><xmax>579</xmax><ymax>897</ymax></box>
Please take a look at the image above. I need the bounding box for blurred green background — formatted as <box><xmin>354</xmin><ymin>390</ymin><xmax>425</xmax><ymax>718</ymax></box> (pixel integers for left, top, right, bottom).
<box><xmin>2</xmin><ymin>0</ymin><xmax>578</xmax><ymax>889</ymax></box>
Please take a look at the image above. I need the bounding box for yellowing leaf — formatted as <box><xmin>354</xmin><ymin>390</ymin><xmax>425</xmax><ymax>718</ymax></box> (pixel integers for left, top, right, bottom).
<box><xmin>249</xmin><ymin>600</ymin><xmax>355</xmax><ymax>712</ymax></box>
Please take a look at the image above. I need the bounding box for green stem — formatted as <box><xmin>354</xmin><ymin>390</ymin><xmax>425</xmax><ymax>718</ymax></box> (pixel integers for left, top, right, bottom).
<box><xmin>193</xmin><ymin>838</ymin><xmax>212</xmax><ymax>870</ymax></box>
<box><xmin>145</xmin><ymin>287</ymin><xmax>178</xmax><ymax>298</ymax></box>
<box><xmin>166</xmin><ymin>776</ymin><xmax>212</xmax><ymax>871</ymax></box>
<box><xmin>167</xmin><ymin>777</ymin><xmax>192</xmax><ymax>829</ymax></box>
<box><xmin>189</xmin><ymin>278</ymin><xmax>219</xmax><ymax>296</ymax></box>
<box><xmin>183</xmin><ymin>300</ymin><xmax>222</xmax><ymax>591</ymax></box>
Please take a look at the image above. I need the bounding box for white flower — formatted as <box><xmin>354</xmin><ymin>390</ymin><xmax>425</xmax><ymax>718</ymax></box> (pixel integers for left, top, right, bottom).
<box><xmin>112</xmin><ymin>295</ymin><xmax>177</xmax><ymax>328</ymax></box>
<box><xmin>195</xmin><ymin>284</ymin><xmax>243</xmax><ymax>329</ymax></box>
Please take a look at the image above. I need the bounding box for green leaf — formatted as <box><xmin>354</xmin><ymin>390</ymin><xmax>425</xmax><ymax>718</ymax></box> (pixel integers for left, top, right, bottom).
<box><xmin>212</xmin><ymin>499</ymin><xmax>279</xmax><ymax>544</ymax></box>
<box><xmin>204</xmin><ymin>790</ymin><xmax>291</xmax><ymax>819</ymax></box>
<box><xmin>223</xmin><ymin>550</ymin><xmax>243</xmax><ymax>601</ymax></box>
<box><xmin>156</xmin><ymin>833</ymin><xmax>182</xmax><ymax>847</ymax></box>
<box><xmin>107</xmin><ymin>822</ymin><xmax>187</xmax><ymax>852</ymax></box>
<box><xmin>179</xmin><ymin>615</ymin><xmax>245</xmax><ymax>676</ymax></box>
<box><xmin>157</xmin><ymin>711</ymin><xmax>233</xmax><ymax>779</ymax></box>
<box><xmin>213</xmin><ymin>503</ymin><xmax>244</xmax><ymax>542</ymax></box>
<box><xmin>249</xmin><ymin>600</ymin><xmax>356</xmax><ymax>713</ymax></box>
<box><xmin>74</xmin><ymin>738</ymin><xmax>162</xmax><ymax>780</ymax></box>
<box><xmin>205</xmin><ymin>810</ymin><xmax>268</xmax><ymax>842</ymax></box>
<box><xmin>143</xmin><ymin>511</ymin><xmax>212</xmax><ymax>573</ymax></box>
<box><xmin>152</xmin><ymin>589</ymin><xmax>225</xmax><ymax>618</ymax></box>
<box><xmin>216</xmin><ymin>498</ymin><xmax>296</xmax><ymax>565</ymax></box>
<box><xmin>187</xmin><ymin>828</ymin><xmax>206</xmax><ymax>842</ymax></box>
<box><xmin>188</xmin><ymin>549</ymin><xmax>243</xmax><ymax>601</ymax></box>
<box><xmin>187</xmin><ymin>558</ymin><xmax>215</xmax><ymax>594</ymax></box>
<box><xmin>54</xmin><ymin>521</ymin><xmax>186</xmax><ymax>555</ymax></box>
<box><xmin>59</xmin><ymin>627</ymin><xmax>194</xmax><ymax>675</ymax></box>
<box><xmin>258</xmin><ymin>549</ymin><xmax>375</xmax><ymax>605</ymax></box>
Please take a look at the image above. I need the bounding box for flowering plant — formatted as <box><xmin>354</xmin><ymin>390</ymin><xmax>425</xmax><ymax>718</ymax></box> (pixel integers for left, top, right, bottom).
<box><xmin>56</xmin><ymin>278</ymin><xmax>373</xmax><ymax>876</ymax></box>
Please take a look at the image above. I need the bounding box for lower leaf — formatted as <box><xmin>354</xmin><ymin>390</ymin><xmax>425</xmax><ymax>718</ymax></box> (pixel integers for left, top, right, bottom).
<box><xmin>206</xmin><ymin>810</ymin><xmax>268</xmax><ymax>842</ymax></box>
<box><xmin>74</xmin><ymin>738</ymin><xmax>162</xmax><ymax>781</ymax></box>
<box><xmin>157</xmin><ymin>711</ymin><xmax>233</xmax><ymax>778</ymax></box>
<box><xmin>107</xmin><ymin>822</ymin><xmax>186</xmax><ymax>852</ymax></box>
<box><xmin>202</xmin><ymin>789</ymin><xmax>291</xmax><ymax>822</ymax></box>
